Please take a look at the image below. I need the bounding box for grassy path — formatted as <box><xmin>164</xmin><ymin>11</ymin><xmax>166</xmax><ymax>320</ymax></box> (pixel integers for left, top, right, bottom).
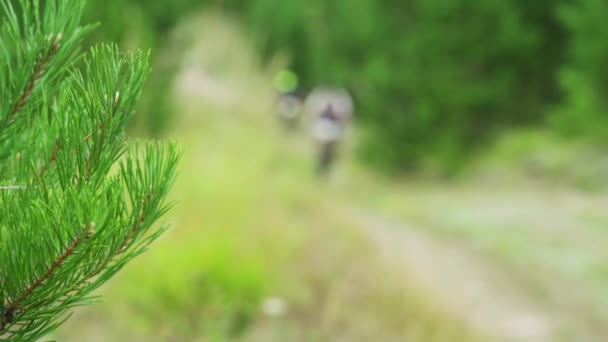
<box><xmin>348</xmin><ymin>179</ymin><xmax>608</xmax><ymax>341</ymax></box>
<box><xmin>170</xmin><ymin>17</ymin><xmax>608</xmax><ymax>339</ymax></box>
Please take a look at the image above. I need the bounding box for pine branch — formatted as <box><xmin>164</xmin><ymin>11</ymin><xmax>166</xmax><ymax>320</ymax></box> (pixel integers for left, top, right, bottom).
<box><xmin>5</xmin><ymin>33</ymin><xmax>62</xmax><ymax>129</ymax></box>
<box><xmin>0</xmin><ymin>3</ymin><xmax>178</xmax><ymax>340</ymax></box>
<box><xmin>0</xmin><ymin>224</ymin><xmax>94</xmax><ymax>332</ymax></box>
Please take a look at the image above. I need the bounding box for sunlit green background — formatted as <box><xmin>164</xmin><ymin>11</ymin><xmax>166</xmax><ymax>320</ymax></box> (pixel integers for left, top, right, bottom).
<box><xmin>50</xmin><ymin>0</ymin><xmax>608</xmax><ymax>340</ymax></box>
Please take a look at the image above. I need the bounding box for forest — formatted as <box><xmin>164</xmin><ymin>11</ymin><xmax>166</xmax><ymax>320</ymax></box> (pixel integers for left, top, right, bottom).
<box><xmin>86</xmin><ymin>0</ymin><xmax>607</xmax><ymax>171</ymax></box>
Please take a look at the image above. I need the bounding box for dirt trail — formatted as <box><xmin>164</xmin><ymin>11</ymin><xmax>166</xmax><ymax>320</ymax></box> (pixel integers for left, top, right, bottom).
<box><xmin>349</xmin><ymin>211</ymin><xmax>568</xmax><ymax>342</ymax></box>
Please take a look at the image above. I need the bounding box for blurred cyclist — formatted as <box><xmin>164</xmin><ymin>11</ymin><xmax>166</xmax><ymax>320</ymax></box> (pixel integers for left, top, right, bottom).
<box><xmin>307</xmin><ymin>87</ymin><xmax>353</xmax><ymax>176</ymax></box>
<box><xmin>274</xmin><ymin>69</ymin><xmax>304</xmax><ymax>131</ymax></box>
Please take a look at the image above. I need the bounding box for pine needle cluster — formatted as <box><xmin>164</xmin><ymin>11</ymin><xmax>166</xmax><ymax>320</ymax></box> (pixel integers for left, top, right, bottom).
<box><xmin>0</xmin><ymin>1</ymin><xmax>180</xmax><ymax>340</ymax></box>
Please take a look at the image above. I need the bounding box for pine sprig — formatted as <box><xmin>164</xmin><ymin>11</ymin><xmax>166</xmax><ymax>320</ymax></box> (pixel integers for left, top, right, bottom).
<box><xmin>0</xmin><ymin>1</ymin><xmax>180</xmax><ymax>341</ymax></box>
<box><xmin>0</xmin><ymin>223</ymin><xmax>94</xmax><ymax>332</ymax></box>
<box><xmin>0</xmin><ymin>0</ymin><xmax>93</xmax><ymax>177</ymax></box>
<box><xmin>7</xmin><ymin>33</ymin><xmax>62</xmax><ymax>127</ymax></box>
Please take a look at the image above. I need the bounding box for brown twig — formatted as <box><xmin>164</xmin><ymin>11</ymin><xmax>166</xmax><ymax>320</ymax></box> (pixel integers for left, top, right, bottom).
<box><xmin>6</xmin><ymin>33</ymin><xmax>62</xmax><ymax>128</ymax></box>
<box><xmin>85</xmin><ymin>124</ymin><xmax>104</xmax><ymax>179</ymax></box>
<box><xmin>0</xmin><ymin>224</ymin><xmax>93</xmax><ymax>332</ymax></box>
<box><xmin>37</xmin><ymin>124</ymin><xmax>103</xmax><ymax>181</ymax></box>
<box><xmin>37</xmin><ymin>138</ymin><xmax>61</xmax><ymax>179</ymax></box>
<box><xmin>117</xmin><ymin>190</ymin><xmax>153</xmax><ymax>254</ymax></box>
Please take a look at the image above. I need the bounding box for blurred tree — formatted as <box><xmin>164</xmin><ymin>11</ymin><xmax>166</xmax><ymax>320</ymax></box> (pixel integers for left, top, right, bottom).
<box><xmin>218</xmin><ymin>0</ymin><xmax>572</xmax><ymax>171</ymax></box>
<box><xmin>235</xmin><ymin>0</ymin><xmax>564</xmax><ymax>170</ymax></box>
<box><xmin>0</xmin><ymin>1</ymin><xmax>179</xmax><ymax>341</ymax></box>
<box><xmin>87</xmin><ymin>0</ymin><xmax>584</xmax><ymax>172</ymax></box>
<box><xmin>554</xmin><ymin>0</ymin><xmax>608</xmax><ymax>140</ymax></box>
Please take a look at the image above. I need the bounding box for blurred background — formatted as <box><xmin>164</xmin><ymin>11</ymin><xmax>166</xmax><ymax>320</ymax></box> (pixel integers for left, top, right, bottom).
<box><xmin>51</xmin><ymin>0</ymin><xmax>608</xmax><ymax>341</ymax></box>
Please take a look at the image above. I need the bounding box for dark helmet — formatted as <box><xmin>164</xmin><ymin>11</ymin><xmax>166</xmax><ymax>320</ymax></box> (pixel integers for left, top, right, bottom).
<box><xmin>321</xmin><ymin>105</ymin><xmax>338</xmax><ymax>121</ymax></box>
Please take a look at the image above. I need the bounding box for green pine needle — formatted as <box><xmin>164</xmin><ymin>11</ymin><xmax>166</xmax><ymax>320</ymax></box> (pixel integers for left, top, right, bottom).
<box><xmin>0</xmin><ymin>1</ymin><xmax>180</xmax><ymax>341</ymax></box>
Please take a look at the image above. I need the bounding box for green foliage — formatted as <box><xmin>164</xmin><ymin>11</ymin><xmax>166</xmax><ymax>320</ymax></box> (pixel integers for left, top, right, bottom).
<box><xmin>86</xmin><ymin>0</ymin><xmax>608</xmax><ymax>171</ymax></box>
<box><xmin>473</xmin><ymin>130</ymin><xmax>608</xmax><ymax>190</ymax></box>
<box><xmin>0</xmin><ymin>1</ymin><xmax>179</xmax><ymax>341</ymax></box>
<box><xmin>0</xmin><ymin>0</ymin><xmax>91</xmax><ymax>173</ymax></box>
<box><xmin>553</xmin><ymin>0</ymin><xmax>608</xmax><ymax>140</ymax></box>
<box><xmin>84</xmin><ymin>0</ymin><xmax>568</xmax><ymax>170</ymax></box>
<box><xmin>235</xmin><ymin>0</ymin><xmax>570</xmax><ymax>170</ymax></box>
<box><xmin>83</xmin><ymin>0</ymin><xmax>208</xmax><ymax>136</ymax></box>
